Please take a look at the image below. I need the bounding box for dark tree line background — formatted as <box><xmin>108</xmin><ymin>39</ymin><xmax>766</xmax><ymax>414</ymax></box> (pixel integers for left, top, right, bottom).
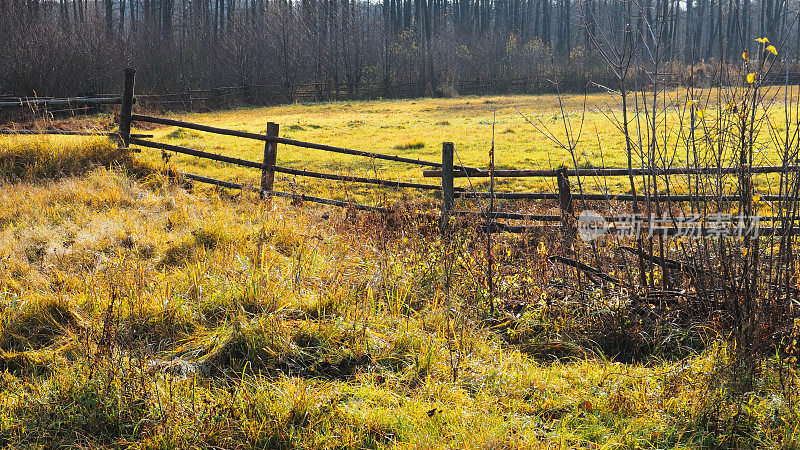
<box><xmin>0</xmin><ymin>0</ymin><xmax>798</xmax><ymax>97</ymax></box>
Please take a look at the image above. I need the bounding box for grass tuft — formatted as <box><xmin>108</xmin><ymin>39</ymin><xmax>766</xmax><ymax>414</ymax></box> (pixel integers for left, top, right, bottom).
<box><xmin>0</xmin><ymin>140</ymin><xmax>129</xmax><ymax>181</ymax></box>
<box><xmin>394</xmin><ymin>140</ymin><xmax>425</xmax><ymax>150</ymax></box>
<box><xmin>1</xmin><ymin>299</ymin><xmax>83</xmax><ymax>351</ymax></box>
<box><xmin>165</xmin><ymin>128</ymin><xmax>202</xmax><ymax>140</ymax></box>
<box><xmin>0</xmin><ymin>349</ymin><xmax>57</xmax><ymax>377</ymax></box>
<box><xmin>0</xmin><ymin>136</ymin><xmax>160</xmax><ymax>182</ymax></box>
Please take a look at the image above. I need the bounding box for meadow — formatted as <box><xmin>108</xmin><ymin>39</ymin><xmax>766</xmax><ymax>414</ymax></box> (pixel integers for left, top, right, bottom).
<box><xmin>0</xmin><ymin>92</ymin><xmax>799</xmax><ymax>448</ymax></box>
<box><xmin>129</xmin><ymin>87</ymin><xmax>800</xmax><ymax>206</ymax></box>
<box><xmin>141</xmin><ymin>93</ymin><xmax>606</xmax><ymax>201</ymax></box>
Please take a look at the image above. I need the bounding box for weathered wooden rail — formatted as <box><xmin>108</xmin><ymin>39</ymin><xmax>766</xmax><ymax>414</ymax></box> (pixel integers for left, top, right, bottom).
<box><xmin>0</xmin><ymin>96</ymin><xmax>124</xmax><ymax>108</ymax></box>
<box><xmin>182</xmin><ymin>173</ymin><xmax>389</xmax><ymax>213</ymax></box>
<box><xmin>0</xmin><ymin>130</ymin><xmax>151</xmax><ymax>138</ymax></box>
<box><xmin>424</xmin><ymin>165</ymin><xmax>800</xmax><ymax>178</ymax></box>
<box><xmin>429</xmin><ymin>140</ymin><xmax>800</xmax><ymax>236</ymax></box>
<box><xmin>132</xmin><ymin>76</ymin><xmax>582</xmax><ymax>111</ymax></box>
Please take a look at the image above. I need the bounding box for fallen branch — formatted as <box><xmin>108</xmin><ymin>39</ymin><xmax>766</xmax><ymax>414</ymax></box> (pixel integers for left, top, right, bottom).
<box><xmin>548</xmin><ymin>255</ymin><xmax>620</xmax><ymax>285</ymax></box>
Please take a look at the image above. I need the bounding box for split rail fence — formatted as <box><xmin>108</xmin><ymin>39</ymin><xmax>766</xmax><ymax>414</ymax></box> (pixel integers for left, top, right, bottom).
<box><xmin>1</xmin><ymin>76</ymin><xmax>572</xmax><ymax>114</ymax></box>
<box><xmin>132</xmin><ymin>76</ymin><xmax>588</xmax><ymax>110</ymax></box>
<box><xmin>117</xmin><ymin>69</ymin><xmax>479</xmax><ymax>214</ymax></box>
<box><xmin>5</xmin><ymin>68</ymin><xmax>800</xmax><ymax>238</ymax></box>
<box><xmin>0</xmin><ymin>90</ymin><xmax>152</xmax><ymax>140</ymax></box>
<box><xmin>425</xmin><ymin>164</ymin><xmax>800</xmax><ymax>236</ymax></box>
<box><xmin>16</xmin><ymin>70</ymin><xmax>789</xmax><ymax>114</ymax></box>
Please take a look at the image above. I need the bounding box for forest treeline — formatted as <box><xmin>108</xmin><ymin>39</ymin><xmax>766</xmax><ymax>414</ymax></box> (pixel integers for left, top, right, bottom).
<box><xmin>0</xmin><ymin>0</ymin><xmax>798</xmax><ymax>97</ymax></box>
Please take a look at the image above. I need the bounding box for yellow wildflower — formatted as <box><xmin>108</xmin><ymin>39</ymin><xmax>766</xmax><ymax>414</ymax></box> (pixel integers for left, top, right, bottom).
<box><xmin>767</xmin><ymin>45</ymin><xmax>778</xmax><ymax>55</ymax></box>
<box><xmin>747</xmin><ymin>73</ymin><xmax>756</xmax><ymax>83</ymax></box>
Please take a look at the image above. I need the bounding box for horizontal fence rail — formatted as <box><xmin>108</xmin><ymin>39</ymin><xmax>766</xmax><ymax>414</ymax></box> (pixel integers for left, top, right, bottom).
<box><xmin>491</xmin><ymin>222</ymin><xmax>800</xmax><ymax>236</ymax></box>
<box><xmin>454</xmin><ymin>192</ymin><xmax>795</xmax><ymax>202</ymax></box>
<box><xmin>268</xmin><ymin>136</ymin><xmax>466</xmax><ymax>169</ymax></box>
<box><xmin>269</xmin><ymin>165</ymin><xmax>445</xmax><ymax>190</ymax></box>
<box><xmin>181</xmin><ymin>172</ymin><xmax>388</xmax><ymax>213</ymax></box>
<box><xmin>131</xmin><ymin>113</ymin><xmax>480</xmax><ymax>170</ymax></box>
<box><xmin>131</xmin><ymin>138</ymin><xmax>265</xmax><ymax>169</ymax></box>
<box><xmin>131</xmin><ymin>114</ymin><xmax>266</xmax><ymax>141</ymax></box>
<box><xmin>129</xmin><ymin>137</ymin><xmax>449</xmax><ymax>191</ymax></box>
<box><xmin>0</xmin><ymin>130</ymin><xmax>152</xmax><ymax>138</ymax></box>
<box><xmin>425</xmin><ymin>165</ymin><xmax>800</xmax><ymax>178</ymax></box>
<box><xmin>0</xmin><ymin>97</ymin><xmax>123</xmax><ymax>108</ymax></box>
<box><xmin>453</xmin><ymin>211</ymin><xmax>563</xmax><ymax>221</ymax></box>
<box><xmin>461</xmin><ymin>211</ymin><xmax>790</xmax><ymax>223</ymax></box>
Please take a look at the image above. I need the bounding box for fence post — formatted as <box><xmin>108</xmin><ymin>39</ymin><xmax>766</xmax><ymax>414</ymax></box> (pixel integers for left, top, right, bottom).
<box><xmin>118</xmin><ymin>68</ymin><xmax>136</xmax><ymax>146</ymax></box>
<box><xmin>210</xmin><ymin>88</ymin><xmax>221</xmax><ymax>109</ymax></box>
<box><xmin>557</xmin><ymin>168</ymin><xmax>575</xmax><ymax>240</ymax></box>
<box><xmin>441</xmin><ymin>142</ymin><xmax>455</xmax><ymax>228</ymax></box>
<box><xmin>261</xmin><ymin>122</ymin><xmax>279</xmax><ymax>199</ymax></box>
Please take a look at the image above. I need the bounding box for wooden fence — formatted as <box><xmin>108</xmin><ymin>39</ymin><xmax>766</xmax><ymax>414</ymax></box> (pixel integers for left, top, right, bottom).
<box><xmin>6</xmin><ymin>70</ymin><xmax>797</xmax><ymax>117</ymax></box>
<box><xmin>6</xmin><ymin>68</ymin><xmax>800</xmax><ymax>238</ymax></box>
<box><xmin>1</xmin><ymin>76</ymin><xmax>577</xmax><ymax>117</ymax></box>
<box><xmin>0</xmin><ymin>77</ymin><xmax>563</xmax><ymax>115</ymax></box>
<box><xmin>112</xmin><ymin>67</ymin><xmax>800</xmax><ymax>238</ymax></box>
<box><xmin>124</xmin><ymin>72</ymin><xmax>683</xmax><ymax>111</ymax></box>
<box><xmin>117</xmin><ymin>69</ymin><xmax>484</xmax><ymax>214</ymax></box>
<box><xmin>133</xmin><ymin>77</ymin><xmax>576</xmax><ymax>111</ymax></box>
<box><xmin>0</xmin><ymin>77</ymin><xmax>151</xmax><ymax>139</ymax></box>
<box><xmin>425</xmin><ymin>160</ymin><xmax>800</xmax><ymax>236</ymax></box>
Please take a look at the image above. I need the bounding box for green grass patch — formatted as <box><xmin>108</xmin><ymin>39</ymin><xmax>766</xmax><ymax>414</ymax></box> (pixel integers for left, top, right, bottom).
<box><xmin>394</xmin><ymin>140</ymin><xmax>426</xmax><ymax>150</ymax></box>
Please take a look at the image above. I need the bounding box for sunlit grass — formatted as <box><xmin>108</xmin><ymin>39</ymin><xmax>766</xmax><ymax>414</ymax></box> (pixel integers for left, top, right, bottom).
<box><xmin>99</xmin><ymin>94</ymin><xmax>623</xmax><ymax>206</ymax></box>
<box><xmin>4</xmin><ymin>89</ymin><xmax>798</xmax><ymax>205</ymax></box>
<box><xmin>2</xmin><ymin>91</ymin><xmax>800</xmax><ymax>446</ymax></box>
<box><xmin>109</xmin><ymin>88</ymin><xmax>800</xmax><ymax>207</ymax></box>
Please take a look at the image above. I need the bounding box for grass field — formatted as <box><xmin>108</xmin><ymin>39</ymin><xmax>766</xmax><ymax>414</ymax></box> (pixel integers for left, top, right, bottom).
<box><xmin>1</xmin><ymin>93</ymin><xmax>799</xmax><ymax>447</ymax></box>
<box><xmin>138</xmin><ymin>88</ymin><xmax>800</xmax><ymax>205</ymax></box>
<box><xmin>142</xmin><ymin>94</ymin><xmax>613</xmax><ymax>201</ymax></box>
<box><xmin>5</xmin><ymin>89</ymin><xmax>796</xmax><ymax>204</ymax></box>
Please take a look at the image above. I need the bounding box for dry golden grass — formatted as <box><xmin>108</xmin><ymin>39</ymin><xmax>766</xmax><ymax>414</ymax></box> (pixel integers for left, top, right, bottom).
<box><xmin>0</xmin><ymin>93</ymin><xmax>799</xmax><ymax>447</ymax></box>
